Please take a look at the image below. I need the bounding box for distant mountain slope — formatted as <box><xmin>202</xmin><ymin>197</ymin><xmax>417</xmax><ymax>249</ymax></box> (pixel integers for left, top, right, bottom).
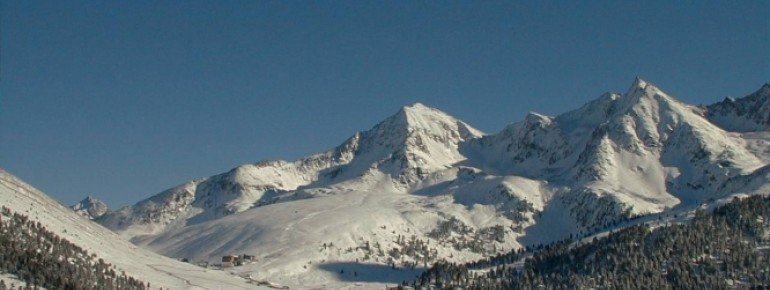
<box><xmin>98</xmin><ymin>79</ymin><xmax>770</xmax><ymax>289</ymax></box>
<box><xmin>415</xmin><ymin>194</ymin><xmax>770</xmax><ymax>289</ymax></box>
<box><xmin>707</xmin><ymin>84</ymin><xmax>770</xmax><ymax>132</ymax></box>
<box><xmin>0</xmin><ymin>169</ymin><xmax>264</xmax><ymax>290</ymax></box>
<box><xmin>71</xmin><ymin>195</ymin><xmax>108</xmax><ymax>219</ymax></box>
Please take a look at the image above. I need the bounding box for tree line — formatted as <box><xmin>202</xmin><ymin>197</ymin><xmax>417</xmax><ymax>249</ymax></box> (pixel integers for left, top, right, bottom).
<box><xmin>411</xmin><ymin>195</ymin><xmax>770</xmax><ymax>289</ymax></box>
<box><xmin>0</xmin><ymin>206</ymin><xmax>149</xmax><ymax>289</ymax></box>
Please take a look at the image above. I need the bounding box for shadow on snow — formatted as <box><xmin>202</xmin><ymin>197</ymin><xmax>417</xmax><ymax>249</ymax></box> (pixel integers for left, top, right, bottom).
<box><xmin>317</xmin><ymin>262</ymin><xmax>425</xmax><ymax>284</ymax></box>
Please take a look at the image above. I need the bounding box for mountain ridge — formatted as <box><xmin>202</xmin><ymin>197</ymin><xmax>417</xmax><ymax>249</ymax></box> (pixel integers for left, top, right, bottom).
<box><xmin>100</xmin><ymin>102</ymin><xmax>484</xmax><ymax>238</ymax></box>
<box><xmin>706</xmin><ymin>83</ymin><xmax>770</xmax><ymax>132</ymax></box>
<box><xmin>97</xmin><ymin>78</ymin><xmax>770</xmax><ymax>289</ymax></box>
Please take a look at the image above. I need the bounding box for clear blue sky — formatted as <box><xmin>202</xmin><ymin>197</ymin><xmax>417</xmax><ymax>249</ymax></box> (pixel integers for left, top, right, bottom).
<box><xmin>1</xmin><ymin>1</ymin><xmax>768</xmax><ymax>208</ymax></box>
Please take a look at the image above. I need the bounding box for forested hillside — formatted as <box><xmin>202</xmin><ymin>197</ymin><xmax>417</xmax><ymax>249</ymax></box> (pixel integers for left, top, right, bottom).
<box><xmin>415</xmin><ymin>195</ymin><xmax>770</xmax><ymax>289</ymax></box>
<box><xmin>0</xmin><ymin>206</ymin><xmax>148</xmax><ymax>290</ymax></box>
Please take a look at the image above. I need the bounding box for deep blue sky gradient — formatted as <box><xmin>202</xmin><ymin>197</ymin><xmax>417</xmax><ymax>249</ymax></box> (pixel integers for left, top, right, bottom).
<box><xmin>1</xmin><ymin>1</ymin><xmax>768</xmax><ymax>207</ymax></box>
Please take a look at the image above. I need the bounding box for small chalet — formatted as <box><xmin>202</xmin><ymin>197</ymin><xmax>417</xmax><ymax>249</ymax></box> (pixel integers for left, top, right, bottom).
<box><xmin>222</xmin><ymin>255</ymin><xmax>239</xmax><ymax>263</ymax></box>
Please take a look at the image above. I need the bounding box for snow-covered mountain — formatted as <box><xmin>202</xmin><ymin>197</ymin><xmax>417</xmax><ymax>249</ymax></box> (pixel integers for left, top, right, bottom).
<box><xmin>71</xmin><ymin>195</ymin><xmax>109</xmax><ymax>219</ymax></box>
<box><xmin>98</xmin><ymin>79</ymin><xmax>770</xmax><ymax>289</ymax></box>
<box><xmin>99</xmin><ymin>103</ymin><xmax>483</xmax><ymax>238</ymax></box>
<box><xmin>0</xmin><ymin>169</ymin><xmax>266</xmax><ymax>289</ymax></box>
<box><xmin>465</xmin><ymin>78</ymin><xmax>763</xmax><ymax>233</ymax></box>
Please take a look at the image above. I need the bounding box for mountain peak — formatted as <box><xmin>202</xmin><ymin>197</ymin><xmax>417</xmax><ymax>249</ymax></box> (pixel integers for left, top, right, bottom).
<box><xmin>346</xmin><ymin>103</ymin><xmax>483</xmax><ymax>183</ymax></box>
<box><xmin>631</xmin><ymin>76</ymin><xmax>648</xmax><ymax>89</ymax></box>
<box><xmin>625</xmin><ymin>77</ymin><xmax>664</xmax><ymax>98</ymax></box>
<box><xmin>525</xmin><ymin>111</ymin><xmax>551</xmax><ymax>121</ymax></box>
<box><xmin>618</xmin><ymin>78</ymin><xmax>687</xmax><ymax>114</ymax></box>
<box><xmin>397</xmin><ymin>102</ymin><xmax>453</xmax><ymax>123</ymax></box>
<box><xmin>522</xmin><ymin>112</ymin><xmax>554</xmax><ymax>128</ymax></box>
<box><xmin>71</xmin><ymin>195</ymin><xmax>109</xmax><ymax>219</ymax></box>
<box><xmin>402</xmin><ymin>102</ymin><xmax>430</xmax><ymax>110</ymax></box>
<box><xmin>375</xmin><ymin>103</ymin><xmax>482</xmax><ymax>138</ymax></box>
<box><xmin>77</xmin><ymin>195</ymin><xmax>103</xmax><ymax>205</ymax></box>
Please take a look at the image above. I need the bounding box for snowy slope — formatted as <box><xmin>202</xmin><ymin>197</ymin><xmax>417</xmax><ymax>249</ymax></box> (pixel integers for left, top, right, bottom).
<box><xmin>131</xmin><ymin>171</ymin><xmax>545</xmax><ymax>289</ymax></box>
<box><xmin>99</xmin><ymin>79</ymin><xmax>770</xmax><ymax>289</ymax></box>
<box><xmin>0</xmin><ymin>273</ymin><xmax>42</xmax><ymax>290</ymax></box>
<box><xmin>0</xmin><ymin>169</ymin><xmax>266</xmax><ymax>290</ymax></box>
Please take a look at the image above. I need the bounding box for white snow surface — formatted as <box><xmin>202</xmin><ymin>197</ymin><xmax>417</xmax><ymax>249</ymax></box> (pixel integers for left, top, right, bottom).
<box><xmin>94</xmin><ymin>79</ymin><xmax>770</xmax><ymax>289</ymax></box>
<box><xmin>0</xmin><ymin>169</ymin><xmax>266</xmax><ymax>290</ymax></box>
<box><xmin>0</xmin><ymin>272</ymin><xmax>43</xmax><ymax>289</ymax></box>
